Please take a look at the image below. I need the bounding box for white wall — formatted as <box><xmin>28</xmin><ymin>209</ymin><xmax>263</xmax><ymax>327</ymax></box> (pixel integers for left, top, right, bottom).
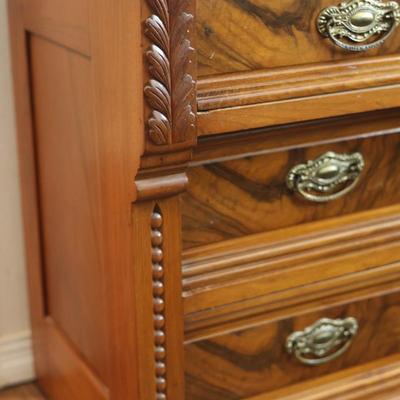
<box><xmin>0</xmin><ymin>0</ymin><xmax>34</xmax><ymax>388</ymax></box>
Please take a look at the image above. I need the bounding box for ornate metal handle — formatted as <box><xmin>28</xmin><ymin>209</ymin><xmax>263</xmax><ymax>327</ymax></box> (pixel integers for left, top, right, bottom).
<box><xmin>286</xmin><ymin>317</ymin><xmax>359</xmax><ymax>366</ymax></box>
<box><xmin>317</xmin><ymin>0</ymin><xmax>400</xmax><ymax>52</ymax></box>
<box><xmin>286</xmin><ymin>151</ymin><xmax>365</xmax><ymax>203</ymax></box>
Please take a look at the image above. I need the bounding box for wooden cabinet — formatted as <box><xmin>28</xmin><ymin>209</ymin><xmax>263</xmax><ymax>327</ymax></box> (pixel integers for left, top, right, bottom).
<box><xmin>7</xmin><ymin>0</ymin><xmax>400</xmax><ymax>399</ymax></box>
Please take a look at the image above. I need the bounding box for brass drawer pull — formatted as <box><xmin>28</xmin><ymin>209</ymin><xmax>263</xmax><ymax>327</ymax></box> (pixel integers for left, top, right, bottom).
<box><xmin>286</xmin><ymin>151</ymin><xmax>365</xmax><ymax>203</ymax></box>
<box><xmin>286</xmin><ymin>317</ymin><xmax>359</xmax><ymax>366</ymax></box>
<box><xmin>317</xmin><ymin>0</ymin><xmax>400</xmax><ymax>52</ymax></box>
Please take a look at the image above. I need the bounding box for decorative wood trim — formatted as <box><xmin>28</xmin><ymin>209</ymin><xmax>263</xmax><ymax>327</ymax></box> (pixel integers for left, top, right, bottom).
<box><xmin>136</xmin><ymin>173</ymin><xmax>188</xmax><ymax>201</ymax></box>
<box><xmin>144</xmin><ymin>0</ymin><xmax>196</xmax><ymax>147</ymax></box>
<box><xmin>256</xmin><ymin>354</ymin><xmax>400</xmax><ymax>400</ymax></box>
<box><xmin>182</xmin><ymin>206</ymin><xmax>400</xmax><ymax>323</ymax></box>
<box><xmin>197</xmin><ymin>84</ymin><xmax>400</xmax><ymax>136</ymax></box>
<box><xmin>151</xmin><ymin>207</ymin><xmax>167</xmax><ymax>400</ymax></box>
<box><xmin>184</xmin><ymin>263</ymin><xmax>400</xmax><ymax>342</ymax></box>
<box><xmin>197</xmin><ymin>56</ymin><xmax>400</xmax><ymax>111</ymax></box>
<box><xmin>191</xmin><ymin>109</ymin><xmax>400</xmax><ymax>165</ymax></box>
<box><xmin>183</xmin><ymin>209</ymin><xmax>400</xmax><ymax>293</ymax></box>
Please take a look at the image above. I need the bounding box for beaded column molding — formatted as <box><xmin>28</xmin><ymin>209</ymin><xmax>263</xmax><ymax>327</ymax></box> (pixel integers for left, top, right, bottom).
<box><xmin>151</xmin><ymin>208</ymin><xmax>167</xmax><ymax>400</ymax></box>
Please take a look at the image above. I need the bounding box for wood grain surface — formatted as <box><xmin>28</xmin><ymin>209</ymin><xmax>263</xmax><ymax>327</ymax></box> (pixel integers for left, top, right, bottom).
<box><xmin>197</xmin><ymin>0</ymin><xmax>400</xmax><ymax>76</ymax></box>
<box><xmin>197</xmin><ymin>56</ymin><xmax>400</xmax><ymax>111</ymax></box>
<box><xmin>185</xmin><ymin>290</ymin><xmax>400</xmax><ymax>399</ymax></box>
<box><xmin>196</xmin><ymin>1</ymin><xmax>400</xmax><ymax>136</ymax></box>
<box><xmin>29</xmin><ymin>34</ymin><xmax>108</xmax><ymax>381</ymax></box>
<box><xmin>9</xmin><ymin>0</ymin><xmax>400</xmax><ymax>398</ymax></box>
<box><xmin>8</xmin><ymin>0</ymin><xmax>145</xmax><ymax>398</ymax></box>
<box><xmin>22</xmin><ymin>0</ymin><xmax>90</xmax><ymax>56</ymax></box>
<box><xmin>182</xmin><ymin>207</ymin><xmax>400</xmax><ymax>320</ymax></box>
<box><xmin>182</xmin><ymin>130</ymin><xmax>400</xmax><ymax>249</ymax></box>
<box><xmin>260</xmin><ymin>354</ymin><xmax>400</xmax><ymax>400</ymax></box>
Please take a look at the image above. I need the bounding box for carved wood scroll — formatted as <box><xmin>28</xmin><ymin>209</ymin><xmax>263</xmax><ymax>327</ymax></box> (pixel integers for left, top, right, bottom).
<box><xmin>144</xmin><ymin>0</ymin><xmax>196</xmax><ymax>147</ymax></box>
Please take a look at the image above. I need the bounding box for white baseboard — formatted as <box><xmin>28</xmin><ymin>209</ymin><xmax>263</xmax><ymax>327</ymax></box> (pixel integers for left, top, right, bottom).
<box><xmin>0</xmin><ymin>330</ymin><xmax>35</xmax><ymax>389</ymax></box>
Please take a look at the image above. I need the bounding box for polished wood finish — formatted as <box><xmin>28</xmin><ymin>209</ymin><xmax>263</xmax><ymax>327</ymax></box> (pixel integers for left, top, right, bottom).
<box><xmin>183</xmin><ymin>121</ymin><xmax>400</xmax><ymax>249</ymax></box>
<box><xmin>257</xmin><ymin>354</ymin><xmax>400</xmax><ymax>400</ymax></box>
<box><xmin>143</xmin><ymin>0</ymin><xmax>196</xmax><ymax>147</ymax></box>
<box><xmin>183</xmin><ymin>206</ymin><xmax>400</xmax><ymax>325</ymax></box>
<box><xmin>185</xmin><ymin>290</ymin><xmax>400</xmax><ymax>399</ymax></box>
<box><xmin>197</xmin><ymin>86</ymin><xmax>400</xmax><ymax>135</ymax></box>
<box><xmin>8</xmin><ymin>0</ymin><xmax>143</xmax><ymax>398</ymax></box>
<box><xmin>8</xmin><ymin>0</ymin><xmax>400</xmax><ymax>398</ymax></box>
<box><xmin>131</xmin><ymin>199</ymin><xmax>186</xmax><ymax>400</ymax></box>
<box><xmin>195</xmin><ymin>0</ymin><xmax>400</xmax><ymax>135</ymax></box>
<box><xmin>196</xmin><ymin>0</ymin><xmax>400</xmax><ymax>76</ymax></box>
<box><xmin>192</xmin><ymin>108</ymin><xmax>400</xmax><ymax>161</ymax></box>
<box><xmin>22</xmin><ymin>0</ymin><xmax>90</xmax><ymax>56</ymax></box>
<box><xmin>29</xmin><ymin>35</ymin><xmax>108</xmax><ymax>379</ymax></box>
<box><xmin>197</xmin><ymin>57</ymin><xmax>400</xmax><ymax>111</ymax></box>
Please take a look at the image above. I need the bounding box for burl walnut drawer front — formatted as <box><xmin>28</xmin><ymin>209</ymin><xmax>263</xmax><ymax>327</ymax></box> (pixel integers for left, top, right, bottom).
<box><xmin>197</xmin><ymin>0</ymin><xmax>400</xmax><ymax>76</ymax></box>
<box><xmin>196</xmin><ymin>1</ymin><xmax>400</xmax><ymax>134</ymax></box>
<box><xmin>182</xmin><ymin>129</ymin><xmax>400</xmax><ymax>249</ymax></box>
<box><xmin>185</xmin><ymin>290</ymin><xmax>400</xmax><ymax>400</ymax></box>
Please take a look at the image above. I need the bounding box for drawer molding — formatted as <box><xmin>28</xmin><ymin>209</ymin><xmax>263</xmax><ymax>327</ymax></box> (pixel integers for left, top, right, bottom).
<box><xmin>183</xmin><ymin>207</ymin><xmax>400</xmax><ymax>339</ymax></box>
<box><xmin>198</xmin><ymin>84</ymin><xmax>400</xmax><ymax>135</ymax></box>
<box><xmin>183</xmin><ymin>208</ymin><xmax>400</xmax><ymax>299</ymax></box>
<box><xmin>184</xmin><ymin>262</ymin><xmax>400</xmax><ymax>341</ymax></box>
<box><xmin>197</xmin><ymin>56</ymin><xmax>400</xmax><ymax>111</ymax></box>
<box><xmin>192</xmin><ymin>109</ymin><xmax>400</xmax><ymax>164</ymax></box>
<box><xmin>255</xmin><ymin>354</ymin><xmax>400</xmax><ymax>400</ymax></box>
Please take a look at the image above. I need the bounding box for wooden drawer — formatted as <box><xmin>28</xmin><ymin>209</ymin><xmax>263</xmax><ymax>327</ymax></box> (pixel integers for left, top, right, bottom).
<box><xmin>183</xmin><ymin>127</ymin><xmax>400</xmax><ymax>250</ymax></box>
<box><xmin>185</xmin><ymin>288</ymin><xmax>400</xmax><ymax>400</ymax></box>
<box><xmin>196</xmin><ymin>1</ymin><xmax>400</xmax><ymax>134</ymax></box>
<box><xmin>197</xmin><ymin>0</ymin><xmax>400</xmax><ymax>76</ymax></box>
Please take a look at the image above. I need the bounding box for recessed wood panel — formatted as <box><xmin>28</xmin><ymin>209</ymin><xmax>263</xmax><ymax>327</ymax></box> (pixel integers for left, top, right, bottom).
<box><xmin>182</xmin><ymin>130</ymin><xmax>400</xmax><ymax>249</ymax></box>
<box><xmin>185</xmin><ymin>290</ymin><xmax>400</xmax><ymax>399</ymax></box>
<box><xmin>197</xmin><ymin>0</ymin><xmax>400</xmax><ymax>77</ymax></box>
<box><xmin>22</xmin><ymin>0</ymin><xmax>90</xmax><ymax>55</ymax></box>
<box><xmin>29</xmin><ymin>35</ymin><xmax>107</xmax><ymax>380</ymax></box>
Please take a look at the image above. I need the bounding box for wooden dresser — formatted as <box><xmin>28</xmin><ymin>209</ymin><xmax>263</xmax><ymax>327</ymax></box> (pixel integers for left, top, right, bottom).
<box><xmin>8</xmin><ymin>0</ymin><xmax>400</xmax><ymax>398</ymax></box>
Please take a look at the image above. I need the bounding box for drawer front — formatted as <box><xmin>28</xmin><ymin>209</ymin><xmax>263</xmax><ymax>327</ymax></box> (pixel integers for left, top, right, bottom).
<box><xmin>185</xmin><ymin>290</ymin><xmax>400</xmax><ymax>399</ymax></box>
<box><xmin>197</xmin><ymin>0</ymin><xmax>400</xmax><ymax>76</ymax></box>
<box><xmin>196</xmin><ymin>2</ymin><xmax>400</xmax><ymax>134</ymax></box>
<box><xmin>182</xmin><ymin>130</ymin><xmax>400</xmax><ymax>249</ymax></box>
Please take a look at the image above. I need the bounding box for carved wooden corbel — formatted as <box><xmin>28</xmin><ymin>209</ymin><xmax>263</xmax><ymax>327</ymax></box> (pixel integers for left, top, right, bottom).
<box><xmin>144</xmin><ymin>0</ymin><xmax>196</xmax><ymax>149</ymax></box>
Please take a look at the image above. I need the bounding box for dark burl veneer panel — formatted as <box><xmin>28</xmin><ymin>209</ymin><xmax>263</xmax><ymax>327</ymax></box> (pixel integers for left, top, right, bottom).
<box><xmin>197</xmin><ymin>0</ymin><xmax>400</xmax><ymax>76</ymax></box>
<box><xmin>182</xmin><ymin>131</ymin><xmax>400</xmax><ymax>249</ymax></box>
<box><xmin>185</xmin><ymin>290</ymin><xmax>400</xmax><ymax>399</ymax></box>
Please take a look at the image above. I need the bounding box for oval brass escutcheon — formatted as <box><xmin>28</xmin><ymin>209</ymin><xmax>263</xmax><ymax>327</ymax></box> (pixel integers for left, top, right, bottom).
<box><xmin>286</xmin><ymin>317</ymin><xmax>359</xmax><ymax>366</ymax></box>
<box><xmin>317</xmin><ymin>0</ymin><xmax>400</xmax><ymax>52</ymax></box>
<box><xmin>350</xmin><ymin>9</ymin><xmax>375</xmax><ymax>27</ymax></box>
<box><xmin>286</xmin><ymin>151</ymin><xmax>365</xmax><ymax>203</ymax></box>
